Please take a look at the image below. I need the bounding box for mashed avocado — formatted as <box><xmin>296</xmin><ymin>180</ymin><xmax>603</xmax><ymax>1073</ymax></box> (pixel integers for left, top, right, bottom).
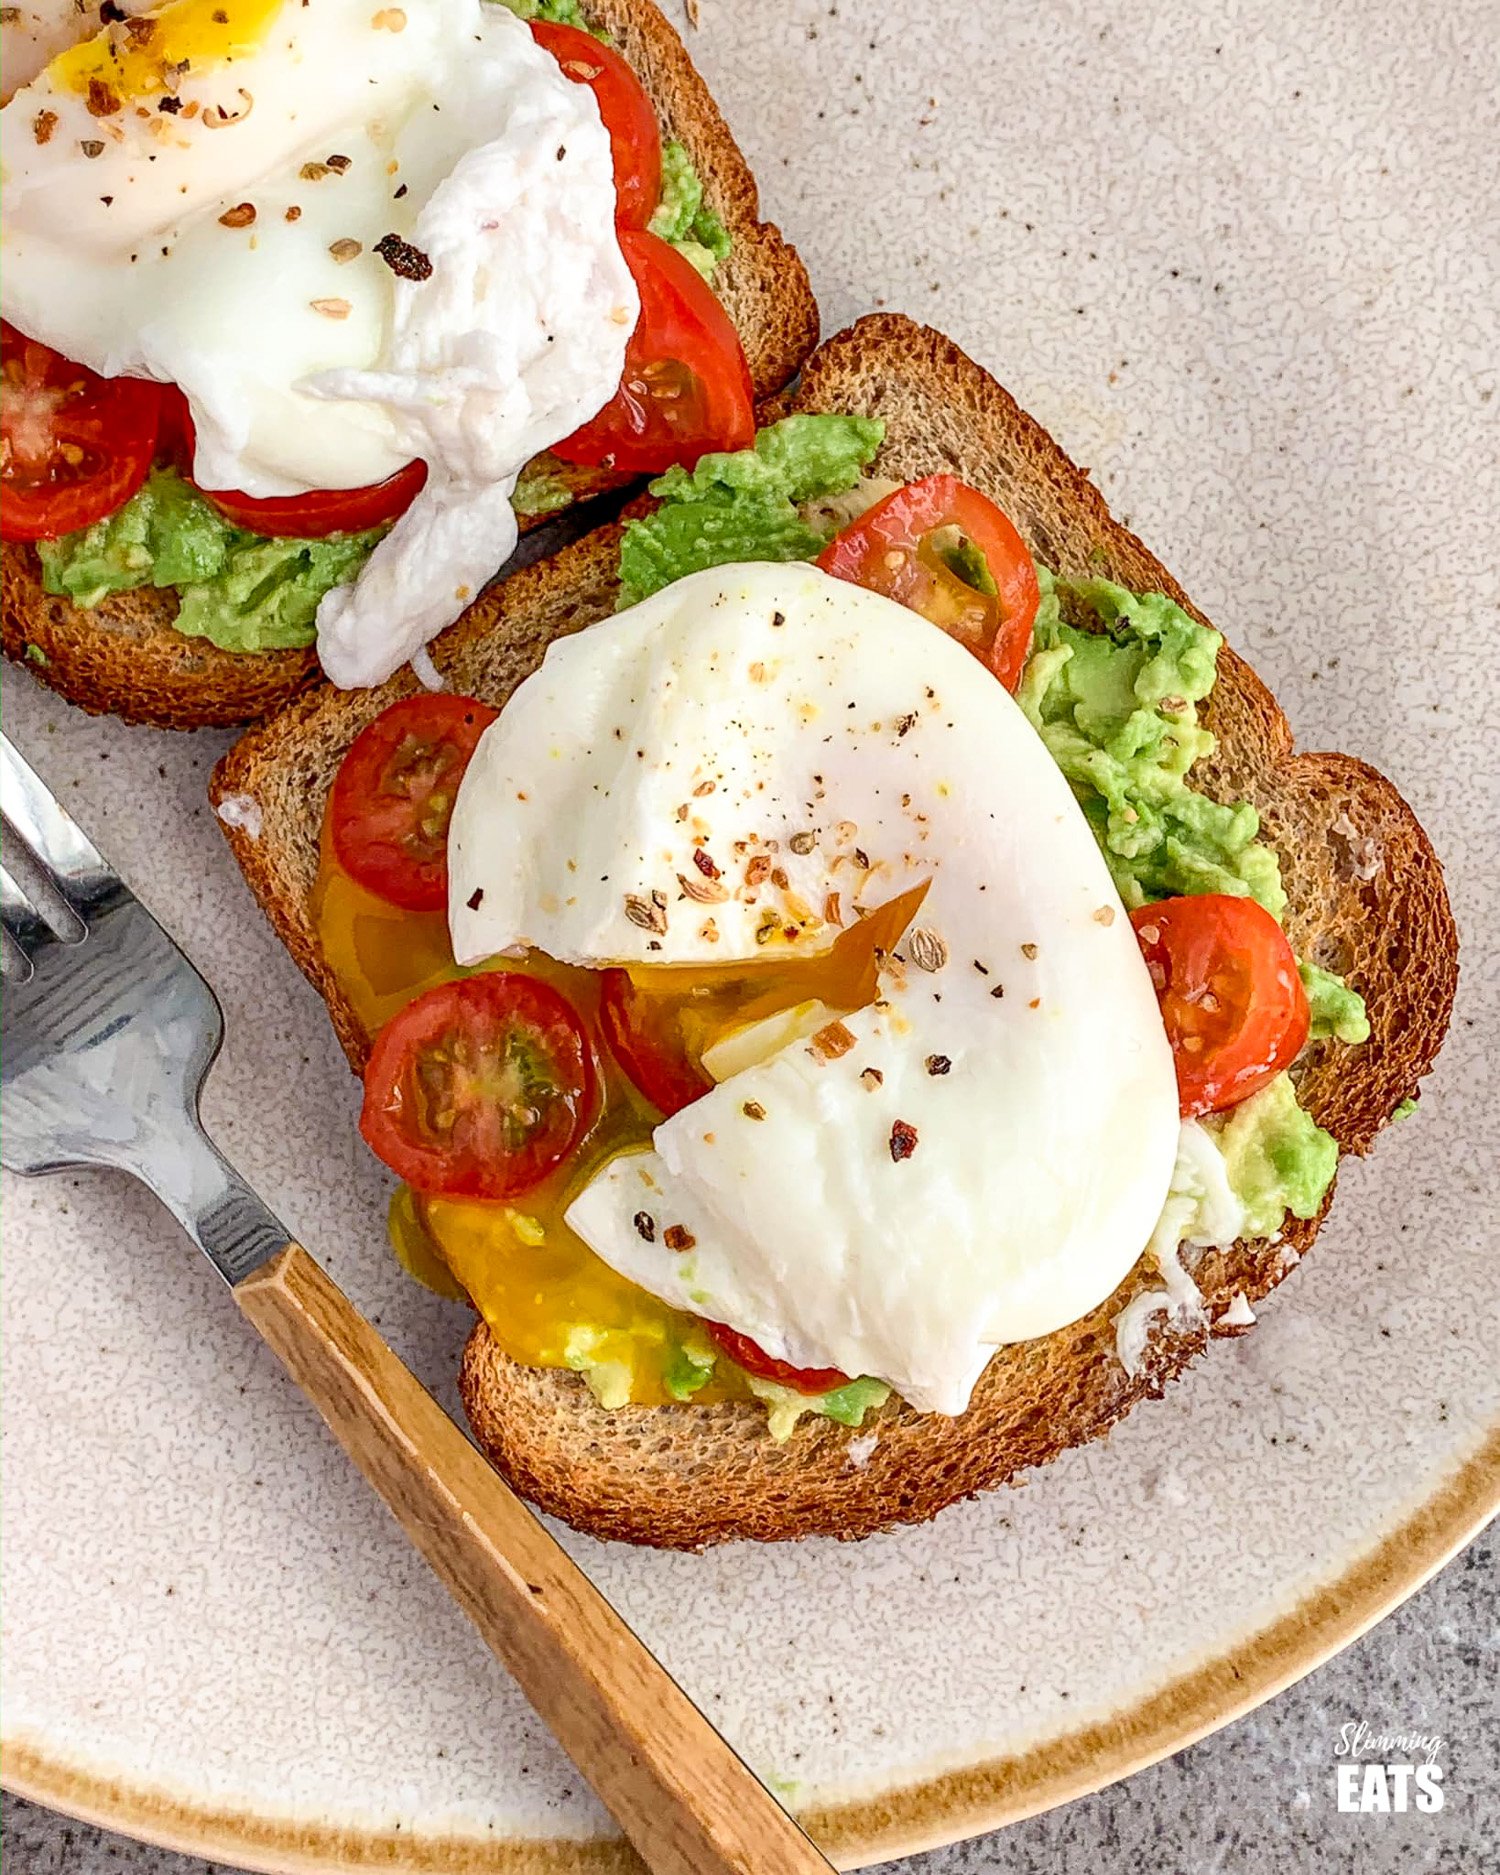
<box><xmin>562</xmin><ymin>1325</ymin><xmax>637</xmax><ymax>1411</ymax></box>
<box><xmin>616</xmin><ymin>413</ymin><xmax>886</xmax><ymax>606</ymax></box>
<box><xmin>1143</xmin><ymin>1071</ymin><xmax>1337</xmax><ymax>1304</ymax></box>
<box><xmin>1205</xmin><ymin>1072</ymin><xmax>1340</xmax><ymax>1238</ymax></box>
<box><xmin>492</xmin><ymin>0</ymin><xmax>594</xmax><ymax>31</ymax></box>
<box><xmin>745</xmin><ymin>1375</ymin><xmax>891</xmax><ymax>1443</ymax></box>
<box><xmin>662</xmin><ymin>1328</ymin><xmax>719</xmax><ymax>1402</ymax></box>
<box><xmin>1014</xmin><ymin>572</ymin><xmax>1368</xmax><ymax>1032</ymax></box>
<box><xmin>1017</xmin><ymin>573</ymin><xmax>1286</xmax><ymax>916</ymax></box>
<box><xmin>1014</xmin><ymin>574</ymin><xmax>1358</xmax><ymax>1262</ymax></box>
<box><xmin>38</xmin><ymin>470</ymin><xmax>381</xmax><ymax>654</ymax></box>
<box><xmin>511</xmin><ymin>463</ymin><xmax>576</xmax><ymax>517</ymax></box>
<box><xmin>1301</xmin><ymin>961</ymin><xmax>1373</xmax><ymax>1043</ymax></box>
<box><xmin>649</xmin><ymin>140</ymin><xmax>733</xmax><ymax>280</ymax></box>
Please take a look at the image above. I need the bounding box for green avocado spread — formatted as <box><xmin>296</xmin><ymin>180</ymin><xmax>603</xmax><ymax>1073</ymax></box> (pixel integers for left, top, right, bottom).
<box><xmin>1016</xmin><ymin>573</ymin><xmax>1285</xmax><ymax>916</ymax></box>
<box><xmin>493</xmin><ymin>0</ymin><xmax>592</xmax><ymax>26</ymax></box>
<box><xmin>747</xmin><ymin>1376</ymin><xmax>892</xmax><ymax>1443</ymax></box>
<box><xmin>617</xmin><ymin>413</ymin><xmax>887</xmax><ymax>606</ymax></box>
<box><xmin>1205</xmin><ymin>1073</ymin><xmax>1340</xmax><ymax>1239</ymax></box>
<box><xmin>648</xmin><ymin>140</ymin><xmax>733</xmax><ymax>280</ymax></box>
<box><xmin>1301</xmin><ymin>961</ymin><xmax>1373</xmax><ymax>1044</ymax></box>
<box><xmin>38</xmin><ymin>470</ymin><xmax>382</xmax><ymax>655</ymax></box>
<box><xmin>1012</xmin><ymin>573</ymin><xmax>1358</xmax><ymax>1264</ymax></box>
<box><xmin>511</xmin><ymin>463</ymin><xmax>576</xmax><ymax>518</ymax></box>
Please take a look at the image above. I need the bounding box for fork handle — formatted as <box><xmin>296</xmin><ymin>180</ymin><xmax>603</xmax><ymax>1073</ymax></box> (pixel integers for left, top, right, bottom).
<box><xmin>234</xmin><ymin>1244</ymin><xmax>835</xmax><ymax>1875</ymax></box>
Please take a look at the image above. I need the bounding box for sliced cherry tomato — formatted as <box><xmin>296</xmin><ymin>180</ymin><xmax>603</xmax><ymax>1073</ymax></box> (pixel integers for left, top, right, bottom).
<box><xmin>531</xmin><ymin>20</ymin><xmax>662</xmax><ymax>230</ymax></box>
<box><xmin>1131</xmin><ymin>893</ymin><xmax>1310</xmax><ymax>1118</ymax></box>
<box><xmin>816</xmin><ymin>475</ymin><xmax>1041</xmax><ymax>690</ymax></box>
<box><xmin>705</xmin><ymin>1322</ymin><xmax>851</xmax><ymax>1396</ymax></box>
<box><xmin>599</xmin><ymin>967</ymin><xmax>713</xmax><ymax>1116</ymax></box>
<box><xmin>361</xmin><ymin>973</ymin><xmax>598</xmax><ymax>1200</ymax></box>
<box><xmin>167</xmin><ymin>395</ymin><xmax>426</xmax><ymax>537</ymax></box>
<box><xmin>553</xmin><ymin>229</ymin><xmax>754</xmax><ymax>476</ymax></box>
<box><xmin>197</xmin><ymin>457</ymin><xmax>426</xmax><ymax>537</ymax></box>
<box><xmin>1</xmin><ymin>323</ymin><xmax>162</xmax><ymax>542</ymax></box>
<box><xmin>330</xmin><ymin>694</ymin><xmax>498</xmax><ymax>913</ymax></box>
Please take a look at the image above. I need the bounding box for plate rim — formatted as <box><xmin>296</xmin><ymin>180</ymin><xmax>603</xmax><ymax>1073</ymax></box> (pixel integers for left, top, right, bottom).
<box><xmin>5</xmin><ymin>1423</ymin><xmax>1496</xmax><ymax>1872</ymax></box>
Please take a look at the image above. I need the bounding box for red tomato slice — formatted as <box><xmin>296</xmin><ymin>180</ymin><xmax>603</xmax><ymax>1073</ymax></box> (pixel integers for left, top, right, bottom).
<box><xmin>531</xmin><ymin>20</ymin><xmax>662</xmax><ymax>231</ymax></box>
<box><xmin>817</xmin><ymin>475</ymin><xmax>1041</xmax><ymax>690</ymax></box>
<box><xmin>705</xmin><ymin>1322</ymin><xmax>851</xmax><ymax>1396</ymax></box>
<box><xmin>1</xmin><ymin>323</ymin><xmax>162</xmax><ymax>542</ymax></box>
<box><xmin>330</xmin><ymin>694</ymin><xmax>498</xmax><ymax>913</ymax></box>
<box><xmin>553</xmin><ymin>229</ymin><xmax>754</xmax><ymax>476</ymax></box>
<box><xmin>197</xmin><ymin>458</ymin><xmax>426</xmax><ymax>537</ymax></box>
<box><xmin>599</xmin><ymin>967</ymin><xmax>713</xmax><ymax>1116</ymax></box>
<box><xmin>166</xmin><ymin>394</ymin><xmax>426</xmax><ymax>536</ymax></box>
<box><xmin>361</xmin><ymin>973</ymin><xmax>598</xmax><ymax>1200</ymax></box>
<box><xmin>1131</xmin><ymin>893</ymin><xmax>1310</xmax><ymax>1117</ymax></box>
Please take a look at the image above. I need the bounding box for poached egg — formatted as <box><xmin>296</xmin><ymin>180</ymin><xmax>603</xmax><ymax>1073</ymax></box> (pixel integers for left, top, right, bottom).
<box><xmin>0</xmin><ymin>0</ymin><xmax>634</xmax><ymax>686</ymax></box>
<box><xmin>447</xmin><ymin>562</ymin><xmax>1181</xmax><ymax>1415</ymax></box>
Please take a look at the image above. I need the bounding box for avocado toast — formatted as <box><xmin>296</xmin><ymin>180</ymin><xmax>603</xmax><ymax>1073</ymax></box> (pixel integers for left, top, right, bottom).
<box><xmin>210</xmin><ymin>314</ymin><xmax>1457</xmax><ymax>1547</ymax></box>
<box><xmin>0</xmin><ymin>0</ymin><xmax>817</xmax><ymax>730</ymax></box>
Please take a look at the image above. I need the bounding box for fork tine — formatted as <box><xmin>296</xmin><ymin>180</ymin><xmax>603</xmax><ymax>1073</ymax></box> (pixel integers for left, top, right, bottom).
<box><xmin>0</xmin><ymin>736</ymin><xmax>118</xmax><ymax>923</ymax></box>
<box><xmin>0</xmin><ymin>863</ymin><xmax>46</xmax><ymax>971</ymax></box>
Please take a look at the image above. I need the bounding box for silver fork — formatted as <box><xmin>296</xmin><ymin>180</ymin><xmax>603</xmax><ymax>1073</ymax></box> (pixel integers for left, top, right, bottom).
<box><xmin>0</xmin><ymin>733</ymin><xmax>835</xmax><ymax>1875</ymax></box>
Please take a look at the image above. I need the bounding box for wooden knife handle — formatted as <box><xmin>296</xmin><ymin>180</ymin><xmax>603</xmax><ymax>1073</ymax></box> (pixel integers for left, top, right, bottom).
<box><xmin>235</xmin><ymin>1244</ymin><xmax>836</xmax><ymax>1875</ymax></box>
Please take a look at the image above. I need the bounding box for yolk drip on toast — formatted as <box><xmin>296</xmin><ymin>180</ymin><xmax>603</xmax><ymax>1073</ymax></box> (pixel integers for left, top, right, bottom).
<box><xmin>313</xmin><ymin>832</ymin><xmax>918</xmax><ymax>1402</ymax></box>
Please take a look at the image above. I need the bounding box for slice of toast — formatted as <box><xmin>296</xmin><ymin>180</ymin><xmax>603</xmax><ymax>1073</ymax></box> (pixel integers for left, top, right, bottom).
<box><xmin>213</xmin><ymin>313</ymin><xmax>1458</xmax><ymax>1548</ymax></box>
<box><xmin>0</xmin><ymin>0</ymin><xmax>817</xmax><ymax>731</ymax></box>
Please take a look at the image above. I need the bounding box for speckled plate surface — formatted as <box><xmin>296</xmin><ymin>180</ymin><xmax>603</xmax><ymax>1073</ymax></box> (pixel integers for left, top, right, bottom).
<box><xmin>3</xmin><ymin>1</ymin><xmax>1497</xmax><ymax>1868</ymax></box>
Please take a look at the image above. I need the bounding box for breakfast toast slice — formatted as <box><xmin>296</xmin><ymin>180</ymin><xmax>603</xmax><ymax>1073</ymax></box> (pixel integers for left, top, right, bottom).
<box><xmin>0</xmin><ymin>0</ymin><xmax>818</xmax><ymax>731</ymax></box>
<box><xmin>212</xmin><ymin>313</ymin><xmax>1457</xmax><ymax>1547</ymax></box>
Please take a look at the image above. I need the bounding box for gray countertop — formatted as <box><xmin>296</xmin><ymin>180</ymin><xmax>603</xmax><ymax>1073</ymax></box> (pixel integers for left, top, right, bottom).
<box><xmin>5</xmin><ymin>1535</ymin><xmax>1494</xmax><ymax>1872</ymax></box>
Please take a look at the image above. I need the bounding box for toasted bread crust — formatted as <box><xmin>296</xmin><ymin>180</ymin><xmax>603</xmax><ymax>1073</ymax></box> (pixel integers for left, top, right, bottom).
<box><xmin>1</xmin><ymin>0</ymin><xmax>817</xmax><ymax>731</ymax></box>
<box><xmin>214</xmin><ymin>314</ymin><xmax>1457</xmax><ymax>1547</ymax></box>
<box><xmin>1</xmin><ymin>551</ymin><xmax>320</xmax><ymax>731</ymax></box>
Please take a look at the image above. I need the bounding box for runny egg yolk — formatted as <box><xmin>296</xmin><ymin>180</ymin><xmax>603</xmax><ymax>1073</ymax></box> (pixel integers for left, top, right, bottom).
<box><xmin>49</xmin><ymin>0</ymin><xmax>282</xmax><ymax>103</ymax></box>
<box><xmin>313</xmin><ymin>837</ymin><xmax>921</xmax><ymax>1404</ymax></box>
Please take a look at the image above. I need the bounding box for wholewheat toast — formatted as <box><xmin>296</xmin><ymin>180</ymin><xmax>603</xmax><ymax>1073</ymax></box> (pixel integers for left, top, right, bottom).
<box><xmin>0</xmin><ymin>0</ymin><xmax>818</xmax><ymax>731</ymax></box>
<box><xmin>212</xmin><ymin>314</ymin><xmax>1458</xmax><ymax>1548</ymax></box>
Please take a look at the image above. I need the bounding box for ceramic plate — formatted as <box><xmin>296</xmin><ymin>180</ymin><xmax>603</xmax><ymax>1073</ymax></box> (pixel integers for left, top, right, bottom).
<box><xmin>3</xmin><ymin>1</ymin><xmax>1496</xmax><ymax>1867</ymax></box>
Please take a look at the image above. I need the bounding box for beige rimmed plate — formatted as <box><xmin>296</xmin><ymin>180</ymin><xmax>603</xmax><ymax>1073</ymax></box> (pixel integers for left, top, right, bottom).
<box><xmin>3</xmin><ymin>0</ymin><xmax>1497</xmax><ymax>1867</ymax></box>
